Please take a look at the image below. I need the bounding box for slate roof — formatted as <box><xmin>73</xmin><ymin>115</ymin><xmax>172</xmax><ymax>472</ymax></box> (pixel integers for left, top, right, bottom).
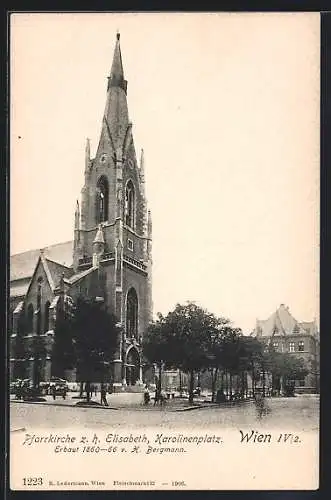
<box><xmin>64</xmin><ymin>266</ymin><xmax>97</xmax><ymax>285</ymax></box>
<box><xmin>10</xmin><ymin>280</ymin><xmax>30</xmax><ymax>298</ymax></box>
<box><xmin>45</xmin><ymin>258</ymin><xmax>74</xmax><ymax>288</ymax></box>
<box><xmin>255</xmin><ymin>304</ymin><xmax>318</xmax><ymax>338</ymax></box>
<box><xmin>10</xmin><ymin>241</ymin><xmax>73</xmax><ymax>282</ymax></box>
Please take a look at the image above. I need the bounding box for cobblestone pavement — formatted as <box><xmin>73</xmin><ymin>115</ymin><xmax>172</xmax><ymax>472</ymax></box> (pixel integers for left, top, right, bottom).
<box><xmin>10</xmin><ymin>395</ymin><xmax>319</xmax><ymax>431</ymax></box>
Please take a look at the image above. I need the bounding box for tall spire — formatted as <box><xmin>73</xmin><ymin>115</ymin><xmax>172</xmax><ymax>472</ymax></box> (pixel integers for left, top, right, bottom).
<box><xmin>147</xmin><ymin>210</ymin><xmax>152</xmax><ymax>238</ymax></box>
<box><xmin>98</xmin><ymin>32</ymin><xmax>130</xmax><ymax>156</ymax></box>
<box><xmin>108</xmin><ymin>32</ymin><xmax>127</xmax><ymax>93</ymax></box>
<box><xmin>139</xmin><ymin>148</ymin><xmax>145</xmax><ymax>183</ymax></box>
<box><xmin>85</xmin><ymin>137</ymin><xmax>90</xmax><ymax>171</ymax></box>
<box><xmin>74</xmin><ymin>200</ymin><xmax>80</xmax><ymax>230</ymax></box>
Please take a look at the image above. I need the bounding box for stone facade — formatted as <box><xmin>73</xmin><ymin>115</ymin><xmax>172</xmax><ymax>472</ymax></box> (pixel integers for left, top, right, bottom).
<box><xmin>10</xmin><ymin>33</ymin><xmax>153</xmax><ymax>389</ymax></box>
<box><xmin>252</xmin><ymin>304</ymin><xmax>320</xmax><ymax>393</ymax></box>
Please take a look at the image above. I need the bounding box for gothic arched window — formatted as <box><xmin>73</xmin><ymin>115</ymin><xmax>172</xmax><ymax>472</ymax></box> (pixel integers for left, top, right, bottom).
<box><xmin>96</xmin><ymin>176</ymin><xmax>109</xmax><ymax>223</ymax></box>
<box><xmin>27</xmin><ymin>303</ymin><xmax>34</xmax><ymax>333</ymax></box>
<box><xmin>125</xmin><ymin>180</ymin><xmax>135</xmax><ymax>229</ymax></box>
<box><xmin>44</xmin><ymin>301</ymin><xmax>50</xmax><ymax>333</ymax></box>
<box><xmin>126</xmin><ymin>288</ymin><xmax>138</xmax><ymax>339</ymax></box>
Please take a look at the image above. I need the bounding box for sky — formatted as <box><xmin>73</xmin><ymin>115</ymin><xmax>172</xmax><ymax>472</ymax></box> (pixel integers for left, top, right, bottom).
<box><xmin>10</xmin><ymin>13</ymin><xmax>320</xmax><ymax>333</ymax></box>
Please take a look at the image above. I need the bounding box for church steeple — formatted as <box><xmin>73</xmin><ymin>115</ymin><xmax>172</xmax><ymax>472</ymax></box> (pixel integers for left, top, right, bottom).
<box><xmin>70</xmin><ymin>32</ymin><xmax>152</xmax><ymax>387</ymax></box>
<box><xmin>78</xmin><ymin>33</ymin><xmax>151</xmax><ymax>265</ymax></box>
<box><xmin>98</xmin><ymin>32</ymin><xmax>130</xmax><ymax>157</ymax></box>
<box><xmin>108</xmin><ymin>32</ymin><xmax>127</xmax><ymax>93</ymax></box>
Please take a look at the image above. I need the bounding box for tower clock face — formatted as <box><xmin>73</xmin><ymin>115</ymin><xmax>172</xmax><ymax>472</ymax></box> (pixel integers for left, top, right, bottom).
<box><xmin>100</xmin><ymin>153</ymin><xmax>107</xmax><ymax>163</ymax></box>
<box><xmin>127</xmin><ymin>158</ymin><xmax>134</xmax><ymax>169</ymax></box>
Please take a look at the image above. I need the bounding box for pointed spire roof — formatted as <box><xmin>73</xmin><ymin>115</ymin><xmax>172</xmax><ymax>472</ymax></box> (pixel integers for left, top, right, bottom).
<box><xmin>74</xmin><ymin>200</ymin><xmax>80</xmax><ymax>230</ymax></box>
<box><xmin>93</xmin><ymin>224</ymin><xmax>105</xmax><ymax>245</ymax></box>
<box><xmin>147</xmin><ymin>210</ymin><xmax>152</xmax><ymax>236</ymax></box>
<box><xmin>108</xmin><ymin>32</ymin><xmax>127</xmax><ymax>93</ymax></box>
<box><xmin>97</xmin><ymin>32</ymin><xmax>130</xmax><ymax>157</ymax></box>
<box><xmin>139</xmin><ymin>148</ymin><xmax>145</xmax><ymax>182</ymax></box>
<box><xmin>85</xmin><ymin>137</ymin><xmax>90</xmax><ymax>158</ymax></box>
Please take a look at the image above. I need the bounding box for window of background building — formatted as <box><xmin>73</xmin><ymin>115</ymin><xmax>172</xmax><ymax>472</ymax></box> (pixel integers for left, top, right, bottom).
<box><xmin>127</xmin><ymin>238</ymin><xmax>134</xmax><ymax>251</ymax></box>
<box><xmin>298</xmin><ymin>341</ymin><xmax>305</xmax><ymax>352</ymax></box>
<box><xmin>273</xmin><ymin>342</ymin><xmax>279</xmax><ymax>350</ymax></box>
<box><xmin>289</xmin><ymin>342</ymin><xmax>295</xmax><ymax>352</ymax></box>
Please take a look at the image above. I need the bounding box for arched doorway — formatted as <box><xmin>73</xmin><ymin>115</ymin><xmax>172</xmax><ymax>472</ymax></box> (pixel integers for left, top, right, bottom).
<box><xmin>126</xmin><ymin>347</ymin><xmax>140</xmax><ymax>386</ymax></box>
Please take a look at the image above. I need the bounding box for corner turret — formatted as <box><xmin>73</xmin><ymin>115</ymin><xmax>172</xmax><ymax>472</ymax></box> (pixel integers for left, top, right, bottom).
<box><xmin>92</xmin><ymin>224</ymin><xmax>105</xmax><ymax>267</ymax></box>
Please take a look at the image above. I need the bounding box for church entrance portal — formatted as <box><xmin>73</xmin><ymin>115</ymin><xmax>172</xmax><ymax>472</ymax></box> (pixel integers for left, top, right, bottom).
<box><xmin>126</xmin><ymin>347</ymin><xmax>140</xmax><ymax>386</ymax></box>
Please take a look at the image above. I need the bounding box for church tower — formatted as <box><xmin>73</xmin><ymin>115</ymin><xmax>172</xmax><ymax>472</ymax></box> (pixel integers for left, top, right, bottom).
<box><xmin>73</xmin><ymin>33</ymin><xmax>153</xmax><ymax>388</ymax></box>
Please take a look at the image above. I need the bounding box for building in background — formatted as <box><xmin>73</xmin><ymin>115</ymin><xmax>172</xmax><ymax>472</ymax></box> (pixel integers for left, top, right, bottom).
<box><xmin>252</xmin><ymin>304</ymin><xmax>319</xmax><ymax>393</ymax></box>
<box><xmin>10</xmin><ymin>33</ymin><xmax>153</xmax><ymax>390</ymax></box>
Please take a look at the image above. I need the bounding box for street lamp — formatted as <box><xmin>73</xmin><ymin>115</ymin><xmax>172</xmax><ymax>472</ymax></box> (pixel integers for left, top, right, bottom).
<box><xmin>116</xmin><ymin>321</ymin><xmax>126</xmax><ymax>387</ymax></box>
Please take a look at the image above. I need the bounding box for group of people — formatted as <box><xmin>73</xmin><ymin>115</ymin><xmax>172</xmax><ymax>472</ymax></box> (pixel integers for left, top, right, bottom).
<box><xmin>14</xmin><ymin>379</ymin><xmax>32</xmax><ymax>400</ymax></box>
<box><xmin>50</xmin><ymin>383</ymin><xmax>67</xmax><ymax>400</ymax></box>
<box><xmin>144</xmin><ymin>385</ymin><xmax>167</xmax><ymax>406</ymax></box>
<box><xmin>78</xmin><ymin>383</ymin><xmax>112</xmax><ymax>405</ymax></box>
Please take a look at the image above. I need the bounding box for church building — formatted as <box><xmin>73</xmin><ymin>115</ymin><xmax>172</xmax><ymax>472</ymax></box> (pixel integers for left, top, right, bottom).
<box><xmin>10</xmin><ymin>33</ymin><xmax>153</xmax><ymax>389</ymax></box>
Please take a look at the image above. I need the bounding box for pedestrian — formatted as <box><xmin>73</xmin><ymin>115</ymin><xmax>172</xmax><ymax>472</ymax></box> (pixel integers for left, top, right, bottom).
<box><xmin>216</xmin><ymin>389</ymin><xmax>226</xmax><ymax>403</ymax></box>
<box><xmin>51</xmin><ymin>384</ymin><xmax>56</xmax><ymax>401</ymax></box>
<box><xmin>153</xmin><ymin>388</ymin><xmax>159</xmax><ymax>406</ymax></box>
<box><xmin>94</xmin><ymin>384</ymin><xmax>97</xmax><ymax>397</ymax></box>
<box><xmin>62</xmin><ymin>385</ymin><xmax>67</xmax><ymax>400</ymax></box>
<box><xmin>160</xmin><ymin>389</ymin><xmax>167</xmax><ymax>406</ymax></box>
<box><xmin>144</xmin><ymin>385</ymin><xmax>150</xmax><ymax>405</ymax></box>
<box><xmin>101</xmin><ymin>384</ymin><xmax>108</xmax><ymax>406</ymax></box>
<box><xmin>254</xmin><ymin>391</ymin><xmax>270</xmax><ymax>419</ymax></box>
<box><xmin>16</xmin><ymin>381</ymin><xmax>22</xmax><ymax>400</ymax></box>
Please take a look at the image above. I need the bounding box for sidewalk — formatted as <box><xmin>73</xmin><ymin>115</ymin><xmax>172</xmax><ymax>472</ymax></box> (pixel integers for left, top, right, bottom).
<box><xmin>9</xmin><ymin>392</ymin><xmax>213</xmax><ymax>411</ymax></box>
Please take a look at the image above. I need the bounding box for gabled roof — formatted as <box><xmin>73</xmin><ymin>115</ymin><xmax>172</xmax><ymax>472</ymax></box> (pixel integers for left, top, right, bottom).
<box><xmin>255</xmin><ymin>304</ymin><xmax>318</xmax><ymax>338</ymax></box>
<box><xmin>10</xmin><ymin>241</ymin><xmax>73</xmax><ymax>282</ymax></box>
<box><xmin>45</xmin><ymin>258</ymin><xmax>73</xmax><ymax>288</ymax></box>
<box><xmin>64</xmin><ymin>266</ymin><xmax>97</xmax><ymax>285</ymax></box>
<box><xmin>10</xmin><ymin>279</ymin><xmax>30</xmax><ymax>298</ymax></box>
<box><xmin>299</xmin><ymin>321</ymin><xmax>318</xmax><ymax>337</ymax></box>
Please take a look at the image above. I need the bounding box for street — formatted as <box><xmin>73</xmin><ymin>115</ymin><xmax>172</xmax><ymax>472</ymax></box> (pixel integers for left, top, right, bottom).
<box><xmin>10</xmin><ymin>395</ymin><xmax>319</xmax><ymax>431</ymax></box>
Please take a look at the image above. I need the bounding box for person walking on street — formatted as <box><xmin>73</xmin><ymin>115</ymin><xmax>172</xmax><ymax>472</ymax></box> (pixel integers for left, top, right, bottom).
<box><xmin>153</xmin><ymin>388</ymin><xmax>159</xmax><ymax>406</ymax></box>
<box><xmin>51</xmin><ymin>384</ymin><xmax>56</xmax><ymax>401</ymax></box>
<box><xmin>101</xmin><ymin>384</ymin><xmax>108</xmax><ymax>406</ymax></box>
<box><xmin>144</xmin><ymin>385</ymin><xmax>150</xmax><ymax>405</ymax></box>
